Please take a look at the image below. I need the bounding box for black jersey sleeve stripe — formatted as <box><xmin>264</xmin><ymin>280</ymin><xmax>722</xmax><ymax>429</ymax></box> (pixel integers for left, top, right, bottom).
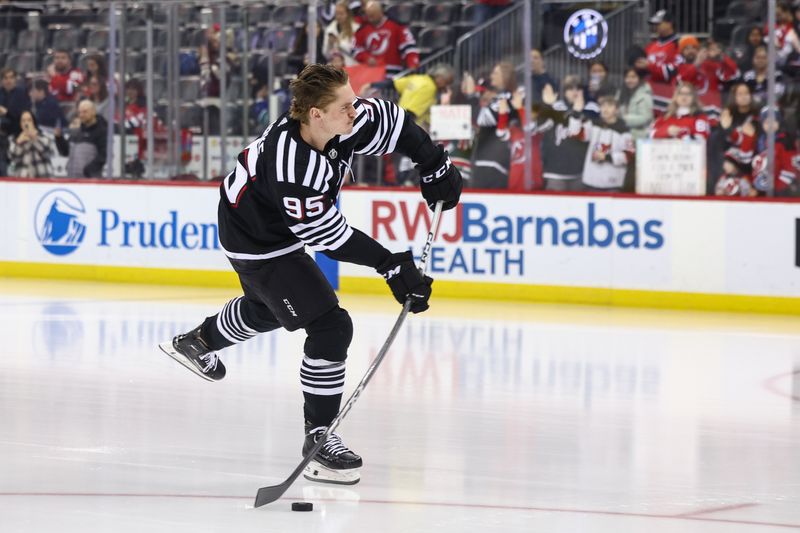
<box><xmin>291</xmin><ymin>208</ymin><xmax>343</xmax><ymax>240</ymax></box>
<box><xmin>275</xmin><ymin>130</ymin><xmax>288</xmax><ymax>182</ymax></box>
<box><xmin>286</xmin><ymin>138</ymin><xmax>298</xmax><ymax>183</ymax></box>
<box><xmin>301</xmin><ymin>150</ymin><xmax>318</xmax><ymax>187</ymax></box>
<box><xmin>353</xmin><ymin>97</ymin><xmax>406</xmax><ymax>156</ymax></box>
<box><xmin>303</xmin><ymin>216</ymin><xmax>347</xmax><ymax>245</ymax></box>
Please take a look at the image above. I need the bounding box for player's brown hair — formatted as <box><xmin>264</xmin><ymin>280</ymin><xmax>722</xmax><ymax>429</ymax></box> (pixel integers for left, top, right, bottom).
<box><xmin>289</xmin><ymin>64</ymin><xmax>350</xmax><ymax>124</ymax></box>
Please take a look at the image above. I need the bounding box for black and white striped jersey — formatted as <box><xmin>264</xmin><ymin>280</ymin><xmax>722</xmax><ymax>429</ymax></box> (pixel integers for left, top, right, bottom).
<box><xmin>217</xmin><ymin>97</ymin><xmax>438</xmax><ymax>267</ymax></box>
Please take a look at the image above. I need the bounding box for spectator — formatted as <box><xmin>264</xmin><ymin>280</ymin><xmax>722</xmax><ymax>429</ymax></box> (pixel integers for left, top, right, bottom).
<box><xmin>121</xmin><ymin>78</ymin><xmax>168</xmax><ymax>169</ymax></box>
<box><xmin>733</xmin><ymin>26</ymin><xmax>765</xmax><ymax>72</ymax></box>
<box><xmin>529</xmin><ymin>48</ymin><xmax>558</xmax><ymax>103</ymax></box>
<box><xmin>641</xmin><ymin>9</ymin><xmax>679</xmax><ymax>115</ymax></box>
<box><xmin>54</xmin><ymin>99</ymin><xmax>107</xmax><ymax>178</ymax></box>
<box><xmin>572</xmin><ymin>95</ymin><xmax>634</xmax><ymax>192</ymax></box>
<box><xmin>768</xmin><ymin>1</ymin><xmax>800</xmax><ymax>69</ymax></box>
<box><xmin>85</xmin><ymin>76</ymin><xmax>110</xmax><ymax>120</ymax></box>
<box><xmin>0</xmin><ymin>68</ymin><xmax>31</xmax><ymax>137</ymax></box>
<box><xmin>361</xmin><ymin>63</ymin><xmax>454</xmax><ymax>127</ymax></box>
<box><xmin>616</xmin><ymin>67</ymin><xmax>654</xmax><ymax>141</ymax></box>
<box><xmin>584</xmin><ymin>60</ymin><xmax>613</xmax><ymax>114</ymax></box>
<box><xmin>248</xmin><ymin>81</ymin><xmax>289</xmax><ymax>132</ymax></box>
<box><xmin>319</xmin><ymin>0</ymin><xmax>362</xmax><ymax>25</ymax></box>
<box><xmin>535</xmin><ymin>76</ymin><xmax>590</xmax><ymax>191</ymax></box>
<box><xmin>353</xmin><ymin>1</ymin><xmax>419</xmax><ymax>77</ymax></box>
<box><xmin>287</xmin><ymin>23</ymin><xmax>324</xmax><ymax>75</ymax></box>
<box><xmin>649</xmin><ymin>36</ymin><xmax>738</xmax><ymax>120</ymax></box>
<box><xmin>199</xmin><ymin>24</ymin><xmax>240</xmax><ymax>98</ymax></box>
<box><xmin>708</xmin><ymin>82</ymin><xmax>760</xmax><ymax>192</ymax></box>
<box><xmin>323</xmin><ymin>1</ymin><xmax>360</xmax><ymax>66</ymax></box>
<box><xmin>29</xmin><ymin>78</ymin><xmax>65</xmax><ymax>130</ymax></box>
<box><xmin>497</xmin><ymin>87</ymin><xmax>541</xmax><ymax>190</ymax></box>
<box><xmin>649</xmin><ymin>82</ymin><xmax>710</xmax><ymax>140</ymax></box>
<box><xmin>47</xmin><ymin>49</ymin><xmax>84</xmax><ymax>102</ymax></box>
<box><xmin>81</xmin><ymin>53</ymin><xmax>108</xmax><ymax>98</ymax></box>
<box><xmin>463</xmin><ymin>61</ymin><xmax>519</xmax><ymax>189</ymax></box>
<box><xmin>752</xmin><ymin>107</ymin><xmax>799</xmax><ymax>196</ymax></box>
<box><xmin>744</xmin><ymin>45</ymin><xmax>786</xmax><ymax>107</ymax></box>
<box><xmin>714</xmin><ymin>155</ymin><xmax>756</xmax><ymax>197</ymax></box>
<box><xmin>7</xmin><ymin>110</ymin><xmax>54</xmax><ymax>178</ymax></box>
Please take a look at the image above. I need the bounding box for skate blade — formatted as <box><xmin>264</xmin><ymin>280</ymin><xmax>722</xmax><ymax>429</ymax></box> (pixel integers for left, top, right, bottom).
<box><xmin>158</xmin><ymin>341</ymin><xmax>215</xmax><ymax>383</ymax></box>
<box><xmin>303</xmin><ymin>461</ymin><xmax>361</xmax><ymax>485</ymax></box>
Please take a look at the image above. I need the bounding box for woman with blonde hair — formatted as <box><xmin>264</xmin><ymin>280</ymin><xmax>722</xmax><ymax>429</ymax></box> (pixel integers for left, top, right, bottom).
<box><xmin>650</xmin><ymin>82</ymin><xmax>710</xmax><ymax>139</ymax></box>
<box><xmin>323</xmin><ymin>1</ymin><xmax>360</xmax><ymax>66</ymax></box>
<box><xmin>462</xmin><ymin>61</ymin><xmax>519</xmax><ymax>188</ymax></box>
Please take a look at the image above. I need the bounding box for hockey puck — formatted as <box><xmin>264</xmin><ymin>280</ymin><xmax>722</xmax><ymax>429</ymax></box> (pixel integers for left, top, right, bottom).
<box><xmin>291</xmin><ymin>502</ymin><xmax>313</xmax><ymax>512</ymax></box>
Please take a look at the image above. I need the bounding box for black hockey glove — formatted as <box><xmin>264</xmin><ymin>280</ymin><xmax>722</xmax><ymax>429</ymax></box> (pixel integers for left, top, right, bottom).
<box><xmin>417</xmin><ymin>147</ymin><xmax>463</xmax><ymax>211</ymax></box>
<box><xmin>376</xmin><ymin>251</ymin><xmax>433</xmax><ymax>314</ymax></box>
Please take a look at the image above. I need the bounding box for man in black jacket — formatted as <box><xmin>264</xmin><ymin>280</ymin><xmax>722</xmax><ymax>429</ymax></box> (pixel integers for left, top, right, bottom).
<box><xmin>0</xmin><ymin>67</ymin><xmax>31</xmax><ymax>175</ymax></box>
<box><xmin>55</xmin><ymin>99</ymin><xmax>107</xmax><ymax>177</ymax></box>
<box><xmin>29</xmin><ymin>79</ymin><xmax>66</xmax><ymax>129</ymax></box>
<box><xmin>0</xmin><ymin>68</ymin><xmax>31</xmax><ymax>137</ymax></box>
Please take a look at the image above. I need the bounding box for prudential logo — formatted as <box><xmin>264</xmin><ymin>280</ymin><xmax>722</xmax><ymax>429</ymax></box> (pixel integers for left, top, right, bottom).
<box><xmin>34</xmin><ymin>188</ymin><xmax>87</xmax><ymax>256</ymax></box>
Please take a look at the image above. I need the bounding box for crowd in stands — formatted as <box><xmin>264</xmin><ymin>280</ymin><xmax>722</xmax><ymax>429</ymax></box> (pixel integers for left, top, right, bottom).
<box><xmin>0</xmin><ymin>0</ymin><xmax>795</xmax><ymax>198</ymax></box>
<box><xmin>436</xmin><ymin>1</ymin><xmax>800</xmax><ymax>197</ymax></box>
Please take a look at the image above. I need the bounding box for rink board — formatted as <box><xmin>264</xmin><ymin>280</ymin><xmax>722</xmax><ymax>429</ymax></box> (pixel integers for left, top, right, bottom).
<box><xmin>0</xmin><ymin>178</ymin><xmax>799</xmax><ymax>313</ymax></box>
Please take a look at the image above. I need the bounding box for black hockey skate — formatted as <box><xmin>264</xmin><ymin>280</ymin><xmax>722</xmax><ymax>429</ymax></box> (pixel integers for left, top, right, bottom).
<box><xmin>302</xmin><ymin>423</ymin><xmax>362</xmax><ymax>485</ymax></box>
<box><xmin>158</xmin><ymin>326</ymin><xmax>226</xmax><ymax>382</ymax></box>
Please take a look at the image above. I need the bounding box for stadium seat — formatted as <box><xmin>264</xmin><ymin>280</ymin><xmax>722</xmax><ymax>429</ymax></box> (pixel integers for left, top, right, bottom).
<box><xmin>271</xmin><ymin>4</ymin><xmax>306</xmax><ymax>26</ymax></box>
<box><xmin>6</xmin><ymin>52</ymin><xmax>38</xmax><ymax>74</ymax></box>
<box><xmin>178</xmin><ymin>103</ymin><xmax>204</xmax><ymax>132</ymax></box>
<box><xmin>386</xmin><ymin>3</ymin><xmax>417</xmax><ymax>26</ymax></box>
<box><xmin>181</xmin><ymin>27</ymin><xmax>207</xmax><ymax>48</ymax></box>
<box><xmin>51</xmin><ymin>26</ymin><xmax>85</xmax><ymax>51</ymax></box>
<box><xmin>179</xmin><ymin>77</ymin><xmax>203</xmax><ymax>101</ymax></box>
<box><xmin>86</xmin><ymin>29</ymin><xmax>110</xmax><ymax>50</ymax></box>
<box><xmin>421</xmin><ymin>3</ymin><xmax>457</xmax><ymax>25</ymax></box>
<box><xmin>246</xmin><ymin>3</ymin><xmax>273</xmax><ymax>25</ymax></box>
<box><xmin>460</xmin><ymin>3</ymin><xmax>479</xmax><ymax>25</ymax></box>
<box><xmin>418</xmin><ymin>26</ymin><xmax>454</xmax><ymax>54</ymax></box>
<box><xmin>18</xmin><ymin>29</ymin><xmax>46</xmax><ymax>51</ymax></box>
<box><xmin>0</xmin><ymin>28</ymin><xmax>14</xmax><ymax>50</ymax></box>
<box><xmin>126</xmin><ymin>28</ymin><xmax>148</xmax><ymax>49</ymax></box>
<box><xmin>263</xmin><ymin>27</ymin><xmax>295</xmax><ymax>51</ymax></box>
<box><xmin>149</xmin><ymin>76</ymin><xmax>167</xmax><ymax>102</ymax></box>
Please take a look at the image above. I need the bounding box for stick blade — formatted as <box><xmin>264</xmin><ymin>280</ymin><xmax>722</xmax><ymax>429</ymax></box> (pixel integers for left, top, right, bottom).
<box><xmin>254</xmin><ymin>483</ymin><xmax>286</xmax><ymax>508</ymax></box>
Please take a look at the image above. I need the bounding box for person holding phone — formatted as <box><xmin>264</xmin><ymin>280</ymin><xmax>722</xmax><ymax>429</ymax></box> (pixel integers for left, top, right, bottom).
<box><xmin>8</xmin><ymin>110</ymin><xmax>54</xmax><ymax>178</ymax></box>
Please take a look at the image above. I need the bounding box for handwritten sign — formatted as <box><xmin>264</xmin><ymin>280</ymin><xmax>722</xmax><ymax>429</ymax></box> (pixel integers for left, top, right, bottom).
<box><xmin>636</xmin><ymin>139</ymin><xmax>706</xmax><ymax>196</ymax></box>
<box><xmin>429</xmin><ymin>105</ymin><xmax>472</xmax><ymax>141</ymax></box>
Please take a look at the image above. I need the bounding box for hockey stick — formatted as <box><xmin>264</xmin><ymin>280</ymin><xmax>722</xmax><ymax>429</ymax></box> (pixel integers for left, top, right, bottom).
<box><xmin>254</xmin><ymin>200</ymin><xmax>445</xmax><ymax>508</ymax></box>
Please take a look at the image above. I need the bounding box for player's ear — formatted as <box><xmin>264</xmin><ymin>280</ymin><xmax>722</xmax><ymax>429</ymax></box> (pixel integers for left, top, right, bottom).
<box><xmin>309</xmin><ymin>106</ymin><xmax>322</xmax><ymax>120</ymax></box>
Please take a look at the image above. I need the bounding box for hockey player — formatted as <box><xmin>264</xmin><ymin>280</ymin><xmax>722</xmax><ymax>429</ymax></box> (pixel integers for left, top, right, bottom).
<box><xmin>159</xmin><ymin>64</ymin><xmax>462</xmax><ymax>485</ymax></box>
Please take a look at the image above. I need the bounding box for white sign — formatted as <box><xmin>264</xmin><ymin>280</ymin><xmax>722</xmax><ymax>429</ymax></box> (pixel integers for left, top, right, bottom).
<box><xmin>636</xmin><ymin>139</ymin><xmax>707</xmax><ymax>196</ymax></box>
<box><xmin>429</xmin><ymin>105</ymin><xmax>472</xmax><ymax>141</ymax></box>
<box><xmin>184</xmin><ymin>135</ymin><xmax>245</xmax><ymax>179</ymax></box>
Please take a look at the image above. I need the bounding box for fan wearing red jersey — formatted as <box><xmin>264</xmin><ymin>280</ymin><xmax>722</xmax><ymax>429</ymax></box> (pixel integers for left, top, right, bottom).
<box><xmin>648</xmin><ymin>36</ymin><xmax>739</xmax><ymax>120</ymax></box>
<box><xmin>650</xmin><ymin>83</ymin><xmax>710</xmax><ymax>140</ymax></box>
<box><xmin>640</xmin><ymin>9</ymin><xmax>679</xmax><ymax>115</ymax></box>
<box><xmin>353</xmin><ymin>1</ymin><xmax>419</xmax><ymax>77</ymax></box>
<box><xmin>47</xmin><ymin>50</ymin><xmax>84</xmax><ymax>102</ymax></box>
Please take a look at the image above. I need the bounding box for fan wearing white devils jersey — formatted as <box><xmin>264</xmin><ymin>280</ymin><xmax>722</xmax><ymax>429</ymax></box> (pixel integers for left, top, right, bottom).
<box><xmin>159</xmin><ymin>64</ymin><xmax>462</xmax><ymax>485</ymax></box>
